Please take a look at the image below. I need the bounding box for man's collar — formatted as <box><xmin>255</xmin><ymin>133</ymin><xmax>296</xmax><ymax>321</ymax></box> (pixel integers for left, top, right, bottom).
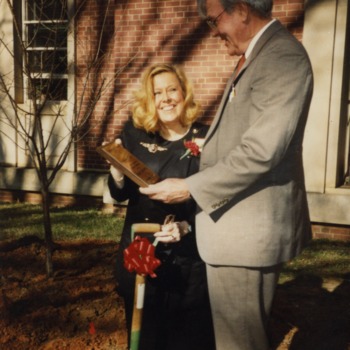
<box><xmin>245</xmin><ymin>19</ymin><xmax>276</xmax><ymax>59</ymax></box>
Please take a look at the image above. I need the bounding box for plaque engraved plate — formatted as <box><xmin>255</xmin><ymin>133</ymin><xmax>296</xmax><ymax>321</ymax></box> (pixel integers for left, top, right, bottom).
<box><xmin>97</xmin><ymin>142</ymin><xmax>160</xmax><ymax>187</ymax></box>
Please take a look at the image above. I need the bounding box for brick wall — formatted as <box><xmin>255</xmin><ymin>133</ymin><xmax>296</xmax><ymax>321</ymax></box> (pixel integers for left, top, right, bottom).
<box><xmin>312</xmin><ymin>224</ymin><xmax>350</xmax><ymax>242</ymax></box>
<box><xmin>75</xmin><ymin>0</ymin><xmax>306</xmax><ymax>170</ymax></box>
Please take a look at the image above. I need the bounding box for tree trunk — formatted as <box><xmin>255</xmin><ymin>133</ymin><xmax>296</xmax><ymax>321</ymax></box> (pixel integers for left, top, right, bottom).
<box><xmin>41</xmin><ymin>189</ymin><xmax>54</xmax><ymax>277</ymax></box>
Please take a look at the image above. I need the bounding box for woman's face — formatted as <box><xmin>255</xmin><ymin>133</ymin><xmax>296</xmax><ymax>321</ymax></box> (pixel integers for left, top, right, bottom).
<box><xmin>153</xmin><ymin>72</ymin><xmax>185</xmax><ymax>127</ymax></box>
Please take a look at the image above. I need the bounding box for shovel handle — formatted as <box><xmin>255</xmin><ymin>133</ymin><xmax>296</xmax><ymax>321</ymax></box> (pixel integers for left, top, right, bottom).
<box><xmin>131</xmin><ymin>223</ymin><xmax>161</xmax><ymax>240</ymax></box>
<box><xmin>130</xmin><ymin>273</ymin><xmax>147</xmax><ymax>350</ymax></box>
<box><xmin>129</xmin><ymin>223</ymin><xmax>161</xmax><ymax>350</ymax></box>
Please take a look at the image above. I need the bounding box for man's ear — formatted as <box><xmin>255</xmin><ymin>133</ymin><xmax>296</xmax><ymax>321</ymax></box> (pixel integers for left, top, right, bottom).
<box><xmin>236</xmin><ymin>2</ymin><xmax>250</xmax><ymax>22</ymax></box>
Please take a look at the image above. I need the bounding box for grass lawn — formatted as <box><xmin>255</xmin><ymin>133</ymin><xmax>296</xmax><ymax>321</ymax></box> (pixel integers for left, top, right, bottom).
<box><xmin>281</xmin><ymin>239</ymin><xmax>350</xmax><ymax>283</ymax></box>
<box><xmin>0</xmin><ymin>202</ymin><xmax>124</xmax><ymax>242</ymax></box>
<box><xmin>1</xmin><ymin>201</ymin><xmax>350</xmax><ymax>282</ymax></box>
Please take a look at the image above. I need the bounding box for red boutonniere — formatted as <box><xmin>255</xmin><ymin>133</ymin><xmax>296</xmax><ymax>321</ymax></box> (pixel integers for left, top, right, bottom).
<box><xmin>180</xmin><ymin>138</ymin><xmax>205</xmax><ymax>160</ymax></box>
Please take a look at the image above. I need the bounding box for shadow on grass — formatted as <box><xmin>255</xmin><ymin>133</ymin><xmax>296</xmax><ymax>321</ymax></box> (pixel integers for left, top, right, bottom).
<box><xmin>270</xmin><ymin>272</ymin><xmax>350</xmax><ymax>349</ymax></box>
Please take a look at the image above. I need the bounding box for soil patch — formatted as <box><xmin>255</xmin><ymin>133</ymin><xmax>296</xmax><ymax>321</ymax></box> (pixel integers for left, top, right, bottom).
<box><xmin>0</xmin><ymin>238</ymin><xmax>127</xmax><ymax>350</ymax></box>
<box><xmin>0</xmin><ymin>238</ymin><xmax>349</xmax><ymax>349</ymax></box>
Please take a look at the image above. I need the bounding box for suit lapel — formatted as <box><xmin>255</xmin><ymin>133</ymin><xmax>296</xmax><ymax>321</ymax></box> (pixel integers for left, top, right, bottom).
<box><xmin>203</xmin><ymin>20</ymin><xmax>284</xmax><ymax>146</ymax></box>
<box><xmin>204</xmin><ymin>73</ymin><xmax>235</xmax><ymax>145</ymax></box>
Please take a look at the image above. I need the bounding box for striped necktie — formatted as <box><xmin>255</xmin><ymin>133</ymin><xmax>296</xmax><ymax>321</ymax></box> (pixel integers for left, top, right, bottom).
<box><xmin>234</xmin><ymin>54</ymin><xmax>246</xmax><ymax>79</ymax></box>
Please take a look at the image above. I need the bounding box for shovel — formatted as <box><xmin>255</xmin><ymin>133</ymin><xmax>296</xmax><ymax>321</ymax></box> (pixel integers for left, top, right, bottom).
<box><xmin>128</xmin><ymin>223</ymin><xmax>161</xmax><ymax>350</ymax></box>
<box><xmin>126</xmin><ymin>215</ymin><xmax>175</xmax><ymax>350</ymax></box>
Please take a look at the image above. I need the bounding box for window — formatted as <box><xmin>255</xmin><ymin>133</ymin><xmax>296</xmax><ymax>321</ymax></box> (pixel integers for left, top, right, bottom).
<box><xmin>23</xmin><ymin>0</ymin><xmax>69</xmax><ymax>101</ymax></box>
<box><xmin>11</xmin><ymin>0</ymin><xmax>75</xmax><ymax>169</ymax></box>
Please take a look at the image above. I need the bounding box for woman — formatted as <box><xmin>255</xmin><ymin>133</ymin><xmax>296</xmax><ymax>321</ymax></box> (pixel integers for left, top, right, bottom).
<box><xmin>108</xmin><ymin>63</ymin><xmax>215</xmax><ymax>350</ymax></box>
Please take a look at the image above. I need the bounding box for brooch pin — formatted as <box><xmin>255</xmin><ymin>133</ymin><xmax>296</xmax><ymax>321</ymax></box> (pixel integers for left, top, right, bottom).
<box><xmin>140</xmin><ymin>142</ymin><xmax>167</xmax><ymax>153</ymax></box>
<box><xmin>229</xmin><ymin>85</ymin><xmax>236</xmax><ymax>102</ymax></box>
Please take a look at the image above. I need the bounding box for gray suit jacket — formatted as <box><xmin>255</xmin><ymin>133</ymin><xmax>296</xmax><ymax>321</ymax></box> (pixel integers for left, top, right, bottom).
<box><xmin>186</xmin><ymin>21</ymin><xmax>314</xmax><ymax>267</ymax></box>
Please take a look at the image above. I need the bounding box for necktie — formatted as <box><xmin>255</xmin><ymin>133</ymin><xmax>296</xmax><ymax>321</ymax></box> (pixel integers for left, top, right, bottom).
<box><xmin>234</xmin><ymin>54</ymin><xmax>246</xmax><ymax>79</ymax></box>
<box><xmin>230</xmin><ymin>54</ymin><xmax>246</xmax><ymax>102</ymax></box>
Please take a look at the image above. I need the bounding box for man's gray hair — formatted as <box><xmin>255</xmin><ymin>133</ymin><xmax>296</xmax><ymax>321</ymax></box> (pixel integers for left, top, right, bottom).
<box><xmin>197</xmin><ymin>0</ymin><xmax>273</xmax><ymax>18</ymax></box>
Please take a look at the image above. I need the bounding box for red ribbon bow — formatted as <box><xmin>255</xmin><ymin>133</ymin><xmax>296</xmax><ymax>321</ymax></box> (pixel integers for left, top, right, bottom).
<box><xmin>123</xmin><ymin>236</ymin><xmax>161</xmax><ymax>278</ymax></box>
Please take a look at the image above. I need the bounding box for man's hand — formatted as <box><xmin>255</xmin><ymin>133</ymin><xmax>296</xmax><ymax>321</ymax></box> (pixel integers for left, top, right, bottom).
<box><xmin>139</xmin><ymin>178</ymin><xmax>190</xmax><ymax>204</ymax></box>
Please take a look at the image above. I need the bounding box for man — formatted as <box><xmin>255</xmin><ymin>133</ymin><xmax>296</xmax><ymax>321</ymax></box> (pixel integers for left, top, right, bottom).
<box><xmin>141</xmin><ymin>0</ymin><xmax>313</xmax><ymax>349</ymax></box>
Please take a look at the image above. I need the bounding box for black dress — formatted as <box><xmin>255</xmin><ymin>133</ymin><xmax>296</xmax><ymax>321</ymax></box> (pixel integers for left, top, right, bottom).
<box><xmin>108</xmin><ymin>120</ymin><xmax>215</xmax><ymax>350</ymax></box>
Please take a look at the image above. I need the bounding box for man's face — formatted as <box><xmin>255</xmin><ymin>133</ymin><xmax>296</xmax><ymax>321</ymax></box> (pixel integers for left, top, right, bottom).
<box><xmin>205</xmin><ymin>0</ymin><xmax>248</xmax><ymax>56</ymax></box>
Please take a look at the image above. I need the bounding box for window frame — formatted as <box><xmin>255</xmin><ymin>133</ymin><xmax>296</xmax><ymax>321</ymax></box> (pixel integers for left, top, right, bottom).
<box><xmin>21</xmin><ymin>0</ymin><xmax>70</xmax><ymax>102</ymax></box>
<box><xmin>13</xmin><ymin>0</ymin><xmax>75</xmax><ymax>170</ymax></box>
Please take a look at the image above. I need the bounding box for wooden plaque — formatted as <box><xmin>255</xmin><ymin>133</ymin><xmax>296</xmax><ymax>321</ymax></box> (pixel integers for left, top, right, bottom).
<box><xmin>97</xmin><ymin>142</ymin><xmax>160</xmax><ymax>187</ymax></box>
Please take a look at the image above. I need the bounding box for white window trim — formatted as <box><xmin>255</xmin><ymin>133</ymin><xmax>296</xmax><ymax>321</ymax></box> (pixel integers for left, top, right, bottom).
<box><xmin>303</xmin><ymin>0</ymin><xmax>350</xmax><ymax>224</ymax></box>
<box><xmin>16</xmin><ymin>0</ymin><xmax>75</xmax><ymax>171</ymax></box>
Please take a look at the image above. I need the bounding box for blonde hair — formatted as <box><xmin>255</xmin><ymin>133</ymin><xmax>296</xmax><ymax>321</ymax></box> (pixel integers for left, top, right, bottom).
<box><xmin>132</xmin><ymin>63</ymin><xmax>201</xmax><ymax>133</ymax></box>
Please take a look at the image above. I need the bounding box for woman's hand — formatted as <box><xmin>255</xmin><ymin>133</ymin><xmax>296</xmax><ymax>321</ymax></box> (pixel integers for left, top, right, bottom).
<box><xmin>154</xmin><ymin>220</ymin><xmax>191</xmax><ymax>244</ymax></box>
<box><xmin>102</xmin><ymin>139</ymin><xmax>125</xmax><ymax>188</ymax></box>
<box><xmin>110</xmin><ymin>165</ymin><xmax>124</xmax><ymax>188</ymax></box>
